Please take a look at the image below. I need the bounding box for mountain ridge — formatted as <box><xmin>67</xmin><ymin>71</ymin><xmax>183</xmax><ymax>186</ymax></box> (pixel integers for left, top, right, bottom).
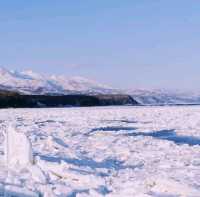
<box><xmin>1</xmin><ymin>67</ymin><xmax>200</xmax><ymax>105</ymax></box>
<box><xmin>0</xmin><ymin>67</ymin><xmax>118</xmax><ymax>95</ymax></box>
<box><xmin>126</xmin><ymin>89</ymin><xmax>200</xmax><ymax>105</ymax></box>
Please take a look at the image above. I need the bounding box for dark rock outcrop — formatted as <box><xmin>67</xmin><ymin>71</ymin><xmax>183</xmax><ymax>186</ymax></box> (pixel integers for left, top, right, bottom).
<box><xmin>0</xmin><ymin>90</ymin><xmax>139</xmax><ymax>108</ymax></box>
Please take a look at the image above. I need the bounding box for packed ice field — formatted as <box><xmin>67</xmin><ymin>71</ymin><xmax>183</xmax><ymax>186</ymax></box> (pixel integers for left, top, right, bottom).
<box><xmin>0</xmin><ymin>106</ymin><xmax>200</xmax><ymax>197</ymax></box>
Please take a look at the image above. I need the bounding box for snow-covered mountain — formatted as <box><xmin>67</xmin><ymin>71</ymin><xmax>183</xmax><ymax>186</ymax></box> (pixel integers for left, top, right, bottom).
<box><xmin>0</xmin><ymin>67</ymin><xmax>200</xmax><ymax>105</ymax></box>
<box><xmin>127</xmin><ymin>89</ymin><xmax>200</xmax><ymax>105</ymax></box>
<box><xmin>0</xmin><ymin>67</ymin><xmax>118</xmax><ymax>95</ymax></box>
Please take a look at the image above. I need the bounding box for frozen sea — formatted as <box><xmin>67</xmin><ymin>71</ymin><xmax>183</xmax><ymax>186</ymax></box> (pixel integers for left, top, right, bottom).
<box><xmin>0</xmin><ymin>106</ymin><xmax>200</xmax><ymax>197</ymax></box>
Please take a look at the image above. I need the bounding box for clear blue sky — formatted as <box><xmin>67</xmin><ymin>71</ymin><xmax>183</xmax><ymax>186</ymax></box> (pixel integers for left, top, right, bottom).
<box><xmin>0</xmin><ymin>0</ymin><xmax>200</xmax><ymax>90</ymax></box>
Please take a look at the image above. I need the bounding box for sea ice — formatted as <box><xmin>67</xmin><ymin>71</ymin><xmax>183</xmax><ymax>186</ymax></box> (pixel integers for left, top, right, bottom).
<box><xmin>4</xmin><ymin>125</ymin><xmax>33</xmax><ymax>168</ymax></box>
<box><xmin>0</xmin><ymin>106</ymin><xmax>200</xmax><ymax>196</ymax></box>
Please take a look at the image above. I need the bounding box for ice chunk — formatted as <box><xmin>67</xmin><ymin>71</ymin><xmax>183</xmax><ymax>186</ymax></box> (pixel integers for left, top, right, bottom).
<box><xmin>4</xmin><ymin>125</ymin><xmax>33</xmax><ymax>168</ymax></box>
<box><xmin>29</xmin><ymin>165</ymin><xmax>46</xmax><ymax>184</ymax></box>
<box><xmin>4</xmin><ymin>185</ymin><xmax>39</xmax><ymax>197</ymax></box>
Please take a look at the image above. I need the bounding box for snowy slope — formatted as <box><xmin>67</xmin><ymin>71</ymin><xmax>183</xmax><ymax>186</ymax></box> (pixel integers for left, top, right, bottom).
<box><xmin>1</xmin><ymin>67</ymin><xmax>200</xmax><ymax>105</ymax></box>
<box><xmin>0</xmin><ymin>67</ymin><xmax>117</xmax><ymax>95</ymax></box>
<box><xmin>128</xmin><ymin>89</ymin><xmax>200</xmax><ymax>105</ymax></box>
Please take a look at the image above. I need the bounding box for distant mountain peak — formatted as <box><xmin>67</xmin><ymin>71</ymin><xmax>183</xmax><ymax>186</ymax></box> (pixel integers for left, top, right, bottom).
<box><xmin>0</xmin><ymin>67</ymin><xmax>117</xmax><ymax>95</ymax></box>
<box><xmin>127</xmin><ymin>88</ymin><xmax>200</xmax><ymax>105</ymax></box>
<box><xmin>1</xmin><ymin>67</ymin><xmax>199</xmax><ymax>105</ymax></box>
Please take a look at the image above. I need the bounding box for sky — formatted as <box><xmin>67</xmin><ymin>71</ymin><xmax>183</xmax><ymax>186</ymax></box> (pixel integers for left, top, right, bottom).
<box><xmin>0</xmin><ymin>0</ymin><xmax>200</xmax><ymax>90</ymax></box>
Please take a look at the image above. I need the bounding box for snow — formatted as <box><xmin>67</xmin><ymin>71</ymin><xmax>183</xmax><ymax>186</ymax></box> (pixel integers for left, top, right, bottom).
<box><xmin>1</xmin><ymin>67</ymin><xmax>200</xmax><ymax>105</ymax></box>
<box><xmin>127</xmin><ymin>88</ymin><xmax>200</xmax><ymax>105</ymax></box>
<box><xmin>0</xmin><ymin>106</ymin><xmax>200</xmax><ymax>196</ymax></box>
<box><xmin>4</xmin><ymin>125</ymin><xmax>33</xmax><ymax>167</ymax></box>
<box><xmin>0</xmin><ymin>67</ymin><xmax>116</xmax><ymax>95</ymax></box>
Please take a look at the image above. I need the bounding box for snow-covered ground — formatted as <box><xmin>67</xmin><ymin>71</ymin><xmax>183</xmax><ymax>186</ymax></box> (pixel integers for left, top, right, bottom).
<box><xmin>0</xmin><ymin>106</ymin><xmax>200</xmax><ymax>196</ymax></box>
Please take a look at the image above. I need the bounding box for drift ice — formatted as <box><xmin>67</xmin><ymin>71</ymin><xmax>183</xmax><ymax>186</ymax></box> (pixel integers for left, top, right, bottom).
<box><xmin>4</xmin><ymin>125</ymin><xmax>33</xmax><ymax>168</ymax></box>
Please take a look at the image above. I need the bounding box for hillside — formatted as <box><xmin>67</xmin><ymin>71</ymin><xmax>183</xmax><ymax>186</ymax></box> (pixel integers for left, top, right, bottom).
<box><xmin>0</xmin><ymin>90</ymin><xmax>138</xmax><ymax>108</ymax></box>
<box><xmin>1</xmin><ymin>67</ymin><xmax>200</xmax><ymax>106</ymax></box>
<box><xmin>0</xmin><ymin>68</ymin><xmax>118</xmax><ymax>95</ymax></box>
<box><xmin>128</xmin><ymin>89</ymin><xmax>200</xmax><ymax>105</ymax></box>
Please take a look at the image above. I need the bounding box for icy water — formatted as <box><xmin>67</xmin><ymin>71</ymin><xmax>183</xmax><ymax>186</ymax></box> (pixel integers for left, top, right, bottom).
<box><xmin>0</xmin><ymin>106</ymin><xmax>200</xmax><ymax>196</ymax></box>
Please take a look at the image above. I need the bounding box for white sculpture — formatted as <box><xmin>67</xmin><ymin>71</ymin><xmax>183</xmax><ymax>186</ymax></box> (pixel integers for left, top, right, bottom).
<box><xmin>4</xmin><ymin>125</ymin><xmax>33</xmax><ymax>168</ymax></box>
